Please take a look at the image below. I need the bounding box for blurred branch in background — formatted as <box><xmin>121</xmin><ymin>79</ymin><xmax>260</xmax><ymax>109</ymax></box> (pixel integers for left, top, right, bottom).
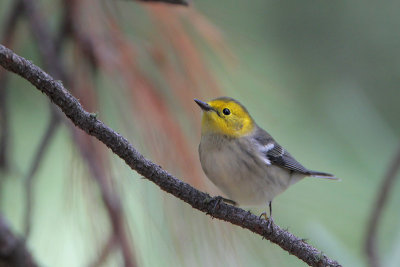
<box><xmin>0</xmin><ymin>44</ymin><xmax>342</xmax><ymax>267</ymax></box>
<box><xmin>89</xmin><ymin>236</ymin><xmax>116</xmax><ymax>267</ymax></box>
<box><xmin>0</xmin><ymin>214</ymin><xmax>38</xmax><ymax>267</ymax></box>
<box><xmin>20</xmin><ymin>0</ymin><xmax>67</xmax><ymax>81</ymax></box>
<box><xmin>0</xmin><ymin>74</ymin><xmax>9</xmax><ymax>172</ymax></box>
<box><xmin>10</xmin><ymin>0</ymin><xmax>138</xmax><ymax>265</ymax></box>
<box><xmin>16</xmin><ymin>0</ymin><xmax>68</xmax><ymax>242</ymax></box>
<box><xmin>365</xmin><ymin>144</ymin><xmax>400</xmax><ymax>267</ymax></box>
<box><xmin>72</xmin><ymin>129</ymin><xmax>137</xmax><ymax>267</ymax></box>
<box><xmin>0</xmin><ymin>0</ymin><xmax>23</xmax><ymax>172</ymax></box>
<box><xmin>24</xmin><ymin>108</ymin><xmax>60</xmax><ymax>238</ymax></box>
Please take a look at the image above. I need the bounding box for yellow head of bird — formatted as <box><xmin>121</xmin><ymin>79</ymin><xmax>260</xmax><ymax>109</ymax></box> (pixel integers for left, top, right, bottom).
<box><xmin>194</xmin><ymin>97</ymin><xmax>255</xmax><ymax>137</ymax></box>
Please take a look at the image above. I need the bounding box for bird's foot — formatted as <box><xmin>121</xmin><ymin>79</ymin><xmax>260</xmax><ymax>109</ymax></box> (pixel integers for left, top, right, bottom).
<box><xmin>259</xmin><ymin>212</ymin><xmax>274</xmax><ymax>229</ymax></box>
<box><xmin>205</xmin><ymin>196</ymin><xmax>237</xmax><ymax>212</ymax></box>
<box><xmin>220</xmin><ymin>197</ymin><xmax>237</xmax><ymax>206</ymax></box>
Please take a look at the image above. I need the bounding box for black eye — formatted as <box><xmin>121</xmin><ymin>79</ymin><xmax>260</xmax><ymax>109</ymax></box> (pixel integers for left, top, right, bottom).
<box><xmin>222</xmin><ymin>108</ymin><xmax>231</xmax><ymax>115</ymax></box>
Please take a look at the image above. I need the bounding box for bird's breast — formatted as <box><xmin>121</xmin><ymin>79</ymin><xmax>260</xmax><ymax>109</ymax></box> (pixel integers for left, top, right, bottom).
<box><xmin>199</xmin><ymin>135</ymin><xmax>299</xmax><ymax>205</ymax></box>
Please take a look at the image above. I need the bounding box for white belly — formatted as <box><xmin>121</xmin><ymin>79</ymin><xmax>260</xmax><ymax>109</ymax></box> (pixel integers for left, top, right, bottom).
<box><xmin>199</xmin><ymin>135</ymin><xmax>303</xmax><ymax>205</ymax></box>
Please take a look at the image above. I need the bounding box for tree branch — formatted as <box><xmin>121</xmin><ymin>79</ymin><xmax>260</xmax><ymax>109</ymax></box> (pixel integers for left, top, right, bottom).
<box><xmin>365</xmin><ymin>144</ymin><xmax>400</xmax><ymax>267</ymax></box>
<box><xmin>0</xmin><ymin>213</ymin><xmax>39</xmax><ymax>267</ymax></box>
<box><xmin>0</xmin><ymin>44</ymin><xmax>341</xmax><ymax>267</ymax></box>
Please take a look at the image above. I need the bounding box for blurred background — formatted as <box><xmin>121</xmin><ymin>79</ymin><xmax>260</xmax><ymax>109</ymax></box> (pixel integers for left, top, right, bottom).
<box><xmin>1</xmin><ymin>0</ymin><xmax>400</xmax><ymax>266</ymax></box>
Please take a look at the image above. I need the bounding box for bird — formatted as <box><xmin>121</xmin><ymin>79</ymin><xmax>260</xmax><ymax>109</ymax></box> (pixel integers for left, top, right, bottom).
<box><xmin>194</xmin><ymin>97</ymin><xmax>337</xmax><ymax>219</ymax></box>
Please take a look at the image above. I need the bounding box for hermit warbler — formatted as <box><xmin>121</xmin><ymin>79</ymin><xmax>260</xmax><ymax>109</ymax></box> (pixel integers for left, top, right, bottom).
<box><xmin>195</xmin><ymin>97</ymin><xmax>336</xmax><ymax>216</ymax></box>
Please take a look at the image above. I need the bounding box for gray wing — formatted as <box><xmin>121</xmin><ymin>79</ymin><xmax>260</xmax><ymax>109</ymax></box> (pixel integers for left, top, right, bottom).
<box><xmin>253</xmin><ymin>127</ymin><xmax>334</xmax><ymax>177</ymax></box>
<box><xmin>265</xmin><ymin>143</ymin><xmax>311</xmax><ymax>174</ymax></box>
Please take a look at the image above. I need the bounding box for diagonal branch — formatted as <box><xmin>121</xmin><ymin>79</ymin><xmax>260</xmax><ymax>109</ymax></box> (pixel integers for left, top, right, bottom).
<box><xmin>0</xmin><ymin>44</ymin><xmax>342</xmax><ymax>267</ymax></box>
<box><xmin>365</xmin><ymin>144</ymin><xmax>400</xmax><ymax>267</ymax></box>
<box><xmin>0</xmin><ymin>213</ymin><xmax>39</xmax><ymax>267</ymax></box>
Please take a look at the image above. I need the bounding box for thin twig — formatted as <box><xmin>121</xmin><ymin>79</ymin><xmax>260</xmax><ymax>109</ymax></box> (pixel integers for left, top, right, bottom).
<box><xmin>0</xmin><ymin>45</ymin><xmax>342</xmax><ymax>267</ymax></box>
<box><xmin>0</xmin><ymin>213</ymin><xmax>39</xmax><ymax>267</ymax></box>
<box><xmin>365</xmin><ymin>144</ymin><xmax>400</xmax><ymax>267</ymax></box>
<box><xmin>24</xmin><ymin>108</ymin><xmax>60</xmax><ymax>238</ymax></box>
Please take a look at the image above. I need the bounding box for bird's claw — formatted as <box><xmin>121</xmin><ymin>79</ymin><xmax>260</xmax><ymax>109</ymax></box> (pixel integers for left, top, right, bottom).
<box><xmin>267</xmin><ymin>217</ymin><xmax>274</xmax><ymax>229</ymax></box>
<box><xmin>221</xmin><ymin>197</ymin><xmax>237</xmax><ymax>206</ymax></box>
<box><xmin>259</xmin><ymin>212</ymin><xmax>274</xmax><ymax>229</ymax></box>
<box><xmin>205</xmin><ymin>196</ymin><xmax>237</xmax><ymax>212</ymax></box>
<box><xmin>212</xmin><ymin>196</ymin><xmax>223</xmax><ymax>210</ymax></box>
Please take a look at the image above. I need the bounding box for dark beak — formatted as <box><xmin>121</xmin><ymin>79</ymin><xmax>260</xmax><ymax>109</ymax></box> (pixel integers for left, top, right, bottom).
<box><xmin>194</xmin><ymin>99</ymin><xmax>212</xmax><ymax>111</ymax></box>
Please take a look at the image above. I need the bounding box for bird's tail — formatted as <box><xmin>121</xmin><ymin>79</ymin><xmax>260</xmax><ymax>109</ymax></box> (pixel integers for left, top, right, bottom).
<box><xmin>308</xmin><ymin>170</ymin><xmax>340</xmax><ymax>180</ymax></box>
